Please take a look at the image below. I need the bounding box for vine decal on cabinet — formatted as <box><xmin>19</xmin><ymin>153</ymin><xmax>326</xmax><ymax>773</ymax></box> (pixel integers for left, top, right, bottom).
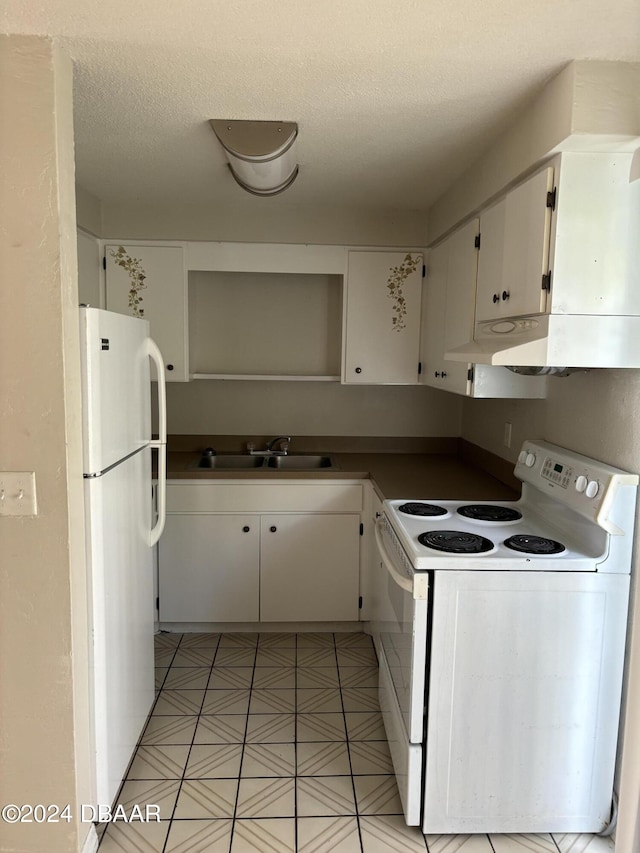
<box><xmin>387</xmin><ymin>253</ymin><xmax>422</xmax><ymax>331</ymax></box>
<box><xmin>109</xmin><ymin>246</ymin><xmax>148</xmax><ymax>318</ymax></box>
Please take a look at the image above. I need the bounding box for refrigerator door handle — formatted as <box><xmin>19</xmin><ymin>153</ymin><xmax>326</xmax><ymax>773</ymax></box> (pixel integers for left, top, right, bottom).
<box><xmin>147</xmin><ymin>337</ymin><xmax>167</xmax><ymax>547</ymax></box>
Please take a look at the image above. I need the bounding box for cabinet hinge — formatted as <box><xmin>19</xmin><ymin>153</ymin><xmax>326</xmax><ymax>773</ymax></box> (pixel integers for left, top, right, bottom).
<box><xmin>155</xmin><ymin>596</ymin><xmax>159</xmax><ymax>611</ymax></box>
<box><xmin>359</xmin><ymin>523</ymin><xmax>364</xmax><ymax>536</ymax></box>
<box><xmin>474</xmin><ymin>233</ymin><xmax>481</xmax><ymax>249</ymax></box>
<box><xmin>542</xmin><ymin>271</ymin><xmax>552</xmax><ymax>292</ymax></box>
<box><xmin>102</xmin><ymin>256</ymin><xmax>107</xmax><ymax>270</ymax></box>
<box><xmin>422</xmin><ymin>264</ymin><xmax>426</xmax><ymax>278</ymax></box>
<box><xmin>546</xmin><ymin>188</ymin><xmax>557</xmax><ymax>210</ymax></box>
<box><xmin>418</xmin><ymin>361</ymin><xmax>422</xmax><ymax>376</ymax></box>
<box><xmin>467</xmin><ymin>366</ymin><xmax>474</xmax><ymax>382</ymax></box>
<box><xmin>358</xmin><ymin>596</ymin><xmax>363</xmax><ymax>609</ymax></box>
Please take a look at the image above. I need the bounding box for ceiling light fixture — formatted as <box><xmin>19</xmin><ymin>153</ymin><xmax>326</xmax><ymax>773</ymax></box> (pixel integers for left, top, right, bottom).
<box><xmin>210</xmin><ymin>119</ymin><xmax>299</xmax><ymax>197</ymax></box>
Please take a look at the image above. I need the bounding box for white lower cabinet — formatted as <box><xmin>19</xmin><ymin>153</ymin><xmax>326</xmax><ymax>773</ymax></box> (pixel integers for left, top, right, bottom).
<box><xmin>159</xmin><ymin>514</ymin><xmax>259</xmax><ymax>622</ymax></box>
<box><xmin>260</xmin><ymin>514</ymin><xmax>360</xmax><ymax>621</ymax></box>
<box><xmin>159</xmin><ymin>481</ymin><xmax>363</xmax><ymax>623</ymax></box>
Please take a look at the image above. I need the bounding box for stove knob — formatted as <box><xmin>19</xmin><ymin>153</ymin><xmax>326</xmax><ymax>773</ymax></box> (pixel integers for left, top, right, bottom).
<box><xmin>585</xmin><ymin>480</ymin><xmax>599</xmax><ymax>499</ymax></box>
<box><xmin>575</xmin><ymin>475</ymin><xmax>588</xmax><ymax>493</ymax></box>
<box><xmin>525</xmin><ymin>452</ymin><xmax>536</xmax><ymax>468</ymax></box>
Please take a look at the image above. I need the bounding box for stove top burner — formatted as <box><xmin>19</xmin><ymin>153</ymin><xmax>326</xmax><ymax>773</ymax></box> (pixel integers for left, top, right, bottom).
<box><xmin>504</xmin><ymin>535</ymin><xmax>566</xmax><ymax>555</ymax></box>
<box><xmin>398</xmin><ymin>502</ymin><xmax>448</xmax><ymax>517</ymax></box>
<box><xmin>418</xmin><ymin>530</ymin><xmax>495</xmax><ymax>554</ymax></box>
<box><xmin>457</xmin><ymin>504</ymin><xmax>523</xmax><ymax>523</ymax></box>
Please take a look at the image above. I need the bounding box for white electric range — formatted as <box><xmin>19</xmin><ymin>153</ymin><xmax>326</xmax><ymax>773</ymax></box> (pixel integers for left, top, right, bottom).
<box><xmin>372</xmin><ymin>440</ymin><xmax>638</xmax><ymax>835</ymax></box>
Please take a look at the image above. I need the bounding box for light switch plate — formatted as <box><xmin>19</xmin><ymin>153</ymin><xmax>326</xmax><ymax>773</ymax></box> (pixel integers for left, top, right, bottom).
<box><xmin>0</xmin><ymin>472</ymin><xmax>38</xmax><ymax>517</ymax></box>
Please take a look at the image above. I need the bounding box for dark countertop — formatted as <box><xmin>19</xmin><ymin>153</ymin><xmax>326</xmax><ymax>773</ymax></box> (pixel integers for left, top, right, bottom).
<box><xmin>166</xmin><ymin>449</ymin><xmax>520</xmax><ymax>502</ymax></box>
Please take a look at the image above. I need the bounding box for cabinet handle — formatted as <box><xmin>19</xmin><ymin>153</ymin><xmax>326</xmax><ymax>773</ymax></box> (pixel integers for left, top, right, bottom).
<box><xmin>502</xmin><ymin>290</ymin><xmax>510</xmax><ymax>301</ymax></box>
<box><xmin>492</xmin><ymin>293</ymin><xmax>499</xmax><ymax>303</ymax></box>
<box><xmin>242</xmin><ymin>526</ymin><xmax>250</xmax><ymax>533</ymax></box>
<box><xmin>270</xmin><ymin>525</ymin><xmax>277</xmax><ymax>533</ymax></box>
<box><xmin>355</xmin><ymin>367</ymin><xmax>362</xmax><ymax>374</ymax></box>
<box><xmin>167</xmin><ymin>364</ymin><xmax>174</xmax><ymax>371</ymax></box>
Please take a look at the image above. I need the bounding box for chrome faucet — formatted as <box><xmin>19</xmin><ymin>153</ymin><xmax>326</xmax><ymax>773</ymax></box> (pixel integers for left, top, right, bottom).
<box><xmin>248</xmin><ymin>436</ymin><xmax>291</xmax><ymax>456</ymax></box>
<box><xmin>267</xmin><ymin>435</ymin><xmax>291</xmax><ymax>454</ymax></box>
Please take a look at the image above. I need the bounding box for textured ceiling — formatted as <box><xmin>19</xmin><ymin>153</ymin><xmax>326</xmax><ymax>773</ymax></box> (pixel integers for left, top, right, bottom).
<box><xmin>2</xmin><ymin>0</ymin><xmax>640</xmax><ymax>212</ymax></box>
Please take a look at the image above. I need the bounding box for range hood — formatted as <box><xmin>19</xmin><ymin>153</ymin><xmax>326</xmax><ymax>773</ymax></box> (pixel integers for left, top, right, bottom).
<box><xmin>445</xmin><ymin>314</ymin><xmax>640</xmax><ymax>368</ymax></box>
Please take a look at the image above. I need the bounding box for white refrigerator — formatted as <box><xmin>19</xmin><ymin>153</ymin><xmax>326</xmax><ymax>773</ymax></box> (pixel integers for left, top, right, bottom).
<box><xmin>80</xmin><ymin>306</ymin><xmax>167</xmax><ymax>807</ymax></box>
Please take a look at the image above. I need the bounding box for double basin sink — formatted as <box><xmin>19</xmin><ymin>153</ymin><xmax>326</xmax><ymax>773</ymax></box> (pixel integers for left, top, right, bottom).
<box><xmin>191</xmin><ymin>454</ymin><xmax>338</xmax><ymax>471</ymax></box>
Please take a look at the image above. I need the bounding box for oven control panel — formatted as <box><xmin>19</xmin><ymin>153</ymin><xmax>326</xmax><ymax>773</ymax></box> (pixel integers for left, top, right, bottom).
<box><xmin>541</xmin><ymin>457</ymin><xmax>573</xmax><ymax>489</ymax></box>
<box><xmin>515</xmin><ymin>440</ymin><xmax>638</xmax><ymax>533</ymax></box>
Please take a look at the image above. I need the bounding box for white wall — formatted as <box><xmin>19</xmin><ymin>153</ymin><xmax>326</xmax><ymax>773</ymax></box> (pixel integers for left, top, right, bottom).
<box><xmin>101</xmin><ymin>199</ymin><xmax>429</xmax><ymax>247</ymax></box>
<box><xmin>0</xmin><ymin>35</ymin><xmax>92</xmax><ymax>853</ymax></box>
<box><xmin>166</xmin><ymin>379</ymin><xmax>463</xmax><ymax>437</ymax></box>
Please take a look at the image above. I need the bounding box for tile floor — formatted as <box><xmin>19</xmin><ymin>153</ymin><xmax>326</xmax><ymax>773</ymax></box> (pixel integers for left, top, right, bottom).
<box><xmin>98</xmin><ymin>631</ymin><xmax>615</xmax><ymax>853</ymax></box>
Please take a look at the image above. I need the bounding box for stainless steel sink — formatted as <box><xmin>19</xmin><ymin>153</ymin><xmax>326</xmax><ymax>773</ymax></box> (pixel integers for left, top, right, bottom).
<box><xmin>191</xmin><ymin>455</ymin><xmax>266</xmax><ymax>470</ymax></box>
<box><xmin>267</xmin><ymin>455</ymin><xmax>338</xmax><ymax>470</ymax></box>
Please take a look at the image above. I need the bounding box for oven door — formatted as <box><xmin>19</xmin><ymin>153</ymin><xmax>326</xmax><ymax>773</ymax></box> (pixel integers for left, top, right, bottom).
<box><xmin>373</xmin><ymin>516</ymin><xmax>429</xmax><ymax>824</ymax></box>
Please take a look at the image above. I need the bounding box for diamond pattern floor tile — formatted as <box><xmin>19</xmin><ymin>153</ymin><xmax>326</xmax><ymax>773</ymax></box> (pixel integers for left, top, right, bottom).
<box><xmin>490</xmin><ymin>834</ymin><xmax>558</xmax><ymax>853</ymax></box>
<box><xmin>297</xmin><ymin>741</ymin><xmax>351</xmax><ymax>776</ymax></box>
<box><xmin>345</xmin><ymin>712</ymin><xmax>386</xmax><ymax>741</ymax></box>
<box><xmin>231</xmin><ymin>818</ymin><xmax>295</xmax><ymax>852</ymax></box>
<box><xmin>360</xmin><ymin>814</ymin><xmax>428</xmax><ymax>852</ymax></box>
<box><xmin>297</xmin><ymin>816</ymin><xmax>362</xmax><ymax>852</ymax></box>
<box><xmin>111</xmin><ymin>632</ymin><xmax>608</xmax><ymax>853</ymax></box>
<box><xmin>164</xmin><ymin>818</ymin><xmax>232</xmax><ymax>853</ymax></box>
<box><xmin>236</xmin><ymin>776</ymin><xmax>296</xmax><ymax>817</ymax></box>
<box><xmin>171</xmin><ymin>647</ymin><xmax>217</xmax><ymax>667</ymax></box>
<box><xmin>184</xmin><ymin>743</ymin><xmax>243</xmax><ymax>778</ymax></box>
<box><xmin>99</xmin><ymin>819</ymin><xmax>169</xmax><ymax>852</ymax></box>
<box><xmin>245</xmin><ymin>712</ymin><xmax>296</xmax><ymax>743</ymax></box>
<box><xmin>349</xmin><ymin>740</ymin><xmax>394</xmax><ymax>774</ymax></box>
<box><xmin>241</xmin><ymin>743</ymin><xmax>296</xmax><ymax>777</ymax></box>
<box><xmin>115</xmin><ymin>779</ymin><xmax>180</xmax><ymax>820</ymax></box>
<box><xmin>249</xmin><ymin>688</ymin><xmax>296</xmax><ymax>713</ymax></box>
<box><xmin>297</xmin><ymin>775</ymin><xmax>357</xmax><ymax>816</ymax></box>
<box><xmin>173</xmin><ymin>778</ymin><xmax>238</xmax><ymax>818</ymax></box>
<box><xmin>192</xmin><ymin>713</ymin><xmax>247</xmax><ymax>744</ymax></box>
<box><xmin>258</xmin><ymin>632</ymin><xmax>298</xmax><ymax>648</ymax></box>
<box><xmin>126</xmin><ymin>744</ymin><xmax>190</xmax><ymax>779</ymax></box>
<box><xmin>163</xmin><ymin>667</ymin><xmax>211</xmax><ymax>690</ymax></box>
<box><xmin>201</xmin><ymin>689</ymin><xmax>250</xmax><ymax>715</ymax></box>
<box><xmin>353</xmin><ymin>774</ymin><xmax>403</xmax><ymax>814</ymax></box>
<box><xmin>141</xmin><ymin>714</ymin><xmax>198</xmax><ymax>745</ymax></box>
<box><xmin>208</xmin><ymin>667</ymin><xmax>254</xmax><ymax>689</ymax></box>
<box><xmin>297</xmin><ymin>687</ymin><xmax>343</xmax><ymax>713</ymax></box>
<box><xmin>297</xmin><ymin>712</ymin><xmax>347</xmax><ymax>742</ymax></box>
<box><xmin>152</xmin><ymin>689</ymin><xmax>205</xmax><ymax>715</ymax></box>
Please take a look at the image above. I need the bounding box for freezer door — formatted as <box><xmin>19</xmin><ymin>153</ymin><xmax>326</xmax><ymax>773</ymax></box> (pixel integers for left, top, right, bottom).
<box><xmin>80</xmin><ymin>306</ymin><xmax>151</xmax><ymax>474</ymax></box>
<box><xmin>85</xmin><ymin>447</ymin><xmax>155</xmax><ymax>807</ymax></box>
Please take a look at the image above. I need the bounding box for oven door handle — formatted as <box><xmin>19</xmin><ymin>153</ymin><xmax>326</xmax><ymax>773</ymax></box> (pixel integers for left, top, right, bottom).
<box><xmin>374</xmin><ymin>518</ymin><xmax>414</xmax><ymax>593</ymax></box>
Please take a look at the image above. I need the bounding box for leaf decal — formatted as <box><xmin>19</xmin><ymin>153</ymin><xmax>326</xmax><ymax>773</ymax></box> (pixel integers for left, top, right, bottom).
<box><xmin>109</xmin><ymin>246</ymin><xmax>148</xmax><ymax>318</ymax></box>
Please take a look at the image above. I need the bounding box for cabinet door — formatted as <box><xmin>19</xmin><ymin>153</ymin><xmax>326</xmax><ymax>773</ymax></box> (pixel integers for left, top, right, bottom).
<box><xmin>419</xmin><ymin>240</ymin><xmax>447</xmax><ymax>389</ymax></box>
<box><xmin>476</xmin><ymin>199</ymin><xmax>507</xmax><ymax>322</ymax></box>
<box><xmin>77</xmin><ymin>230</ymin><xmax>102</xmax><ymax>307</ymax></box>
<box><xmin>343</xmin><ymin>251</ymin><xmax>422</xmax><ymax>384</ymax></box>
<box><xmin>105</xmin><ymin>244</ymin><xmax>188</xmax><ymax>381</ymax></box>
<box><xmin>421</xmin><ymin>226</ymin><xmax>473</xmax><ymax>396</ymax></box>
<box><xmin>159</xmin><ymin>514</ymin><xmax>259</xmax><ymax>621</ymax></box>
<box><xmin>441</xmin><ymin>221</ymin><xmax>477</xmax><ymax>395</ymax></box>
<box><xmin>501</xmin><ymin>166</ymin><xmax>554</xmax><ymax>317</ymax></box>
<box><xmin>476</xmin><ymin>167</ymin><xmax>553</xmax><ymax>322</ymax></box>
<box><xmin>260</xmin><ymin>514</ymin><xmax>360</xmax><ymax>621</ymax></box>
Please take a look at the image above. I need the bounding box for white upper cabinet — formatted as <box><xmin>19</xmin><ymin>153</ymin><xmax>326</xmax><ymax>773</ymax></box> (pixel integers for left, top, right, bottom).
<box><xmin>343</xmin><ymin>250</ymin><xmax>423</xmax><ymax>384</ymax></box>
<box><xmin>104</xmin><ymin>244</ymin><xmax>188</xmax><ymax>381</ymax></box>
<box><xmin>422</xmin><ymin>220</ymin><xmax>546</xmax><ymax>399</ymax></box>
<box><xmin>476</xmin><ymin>167</ymin><xmax>554</xmax><ymax>322</ymax></box>
<box><xmin>77</xmin><ymin>230</ymin><xmax>102</xmax><ymax>307</ymax></box>
<box><xmin>420</xmin><ymin>226</ymin><xmax>471</xmax><ymax>395</ymax></box>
